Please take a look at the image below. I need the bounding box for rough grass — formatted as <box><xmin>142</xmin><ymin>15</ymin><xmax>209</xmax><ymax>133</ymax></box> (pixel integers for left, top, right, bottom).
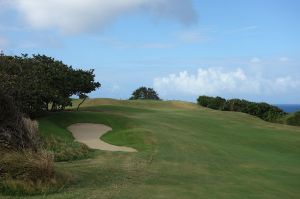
<box><xmin>43</xmin><ymin>136</ymin><xmax>92</xmax><ymax>162</ymax></box>
<box><xmin>0</xmin><ymin>149</ymin><xmax>72</xmax><ymax>196</ymax></box>
<box><xmin>38</xmin><ymin>117</ymin><xmax>94</xmax><ymax>161</ymax></box>
<box><xmin>2</xmin><ymin>99</ymin><xmax>299</xmax><ymax>199</ymax></box>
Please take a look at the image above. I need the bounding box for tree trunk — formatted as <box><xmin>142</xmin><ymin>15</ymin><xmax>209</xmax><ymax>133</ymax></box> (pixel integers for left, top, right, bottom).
<box><xmin>77</xmin><ymin>97</ymin><xmax>87</xmax><ymax>111</ymax></box>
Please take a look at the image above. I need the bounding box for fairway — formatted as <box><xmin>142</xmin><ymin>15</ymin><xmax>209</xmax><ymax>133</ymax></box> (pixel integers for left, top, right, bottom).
<box><xmin>3</xmin><ymin>99</ymin><xmax>300</xmax><ymax>199</ymax></box>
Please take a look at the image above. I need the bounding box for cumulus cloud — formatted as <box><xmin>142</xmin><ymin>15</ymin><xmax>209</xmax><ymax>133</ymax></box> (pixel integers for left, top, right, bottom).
<box><xmin>11</xmin><ymin>0</ymin><xmax>197</xmax><ymax>33</ymax></box>
<box><xmin>153</xmin><ymin>67</ymin><xmax>300</xmax><ymax>98</ymax></box>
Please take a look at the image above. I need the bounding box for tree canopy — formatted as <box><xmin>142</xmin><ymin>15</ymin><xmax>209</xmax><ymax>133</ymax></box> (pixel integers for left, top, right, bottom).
<box><xmin>0</xmin><ymin>54</ymin><xmax>100</xmax><ymax>117</ymax></box>
<box><xmin>129</xmin><ymin>87</ymin><xmax>161</xmax><ymax>100</ymax></box>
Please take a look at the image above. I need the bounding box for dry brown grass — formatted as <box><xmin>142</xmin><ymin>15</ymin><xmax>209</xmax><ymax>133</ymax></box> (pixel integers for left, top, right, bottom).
<box><xmin>22</xmin><ymin>117</ymin><xmax>41</xmax><ymax>149</ymax></box>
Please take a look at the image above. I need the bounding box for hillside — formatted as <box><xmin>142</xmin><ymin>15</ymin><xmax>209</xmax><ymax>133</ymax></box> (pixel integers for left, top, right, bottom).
<box><xmin>3</xmin><ymin>99</ymin><xmax>300</xmax><ymax>199</ymax></box>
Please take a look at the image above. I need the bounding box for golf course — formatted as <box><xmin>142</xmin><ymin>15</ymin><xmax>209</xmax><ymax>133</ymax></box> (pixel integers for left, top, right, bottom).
<box><xmin>1</xmin><ymin>1</ymin><xmax>299</xmax><ymax>198</ymax></box>
<box><xmin>2</xmin><ymin>98</ymin><xmax>299</xmax><ymax>199</ymax></box>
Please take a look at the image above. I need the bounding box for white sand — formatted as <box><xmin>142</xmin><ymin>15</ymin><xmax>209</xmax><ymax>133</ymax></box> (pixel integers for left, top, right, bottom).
<box><xmin>67</xmin><ymin>123</ymin><xmax>137</xmax><ymax>152</ymax></box>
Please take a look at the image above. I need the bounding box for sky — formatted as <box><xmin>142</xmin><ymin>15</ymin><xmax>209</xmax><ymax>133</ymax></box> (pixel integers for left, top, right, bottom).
<box><xmin>0</xmin><ymin>0</ymin><xmax>299</xmax><ymax>104</ymax></box>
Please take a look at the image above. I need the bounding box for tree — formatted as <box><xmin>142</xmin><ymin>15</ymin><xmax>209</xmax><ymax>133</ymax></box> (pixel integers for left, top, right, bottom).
<box><xmin>197</xmin><ymin>96</ymin><xmax>212</xmax><ymax>107</ymax></box>
<box><xmin>0</xmin><ymin>54</ymin><xmax>101</xmax><ymax>117</ymax></box>
<box><xmin>129</xmin><ymin>87</ymin><xmax>160</xmax><ymax>100</ymax></box>
<box><xmin>71</xmin><ymin>69</ymin><xmax>101</xmax><ymax>111</ymax></box>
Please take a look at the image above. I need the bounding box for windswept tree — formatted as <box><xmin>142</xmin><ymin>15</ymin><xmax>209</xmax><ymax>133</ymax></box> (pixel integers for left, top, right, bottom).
<box><xmin>129</xmin><ymin>87</ymin><xmax>161</xmax><ymax>100</ymax></box>
<box><xmin>71</xmin><ymin>69</ymin><xmax>101</xmax><ymax>111</ymax></box>
<box><xmin>0</xmin><ymin>54</ymin><xmax>101</xmax><ymax>117</ymax></box>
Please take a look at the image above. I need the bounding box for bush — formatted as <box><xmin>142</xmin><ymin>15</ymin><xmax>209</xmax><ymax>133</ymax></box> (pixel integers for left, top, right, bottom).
<box><xmin>223</xmin><ymin>99</ymin><xmax>252</xmax><ymax>112</ymax></box>
<box><xmin>197</xmin><ymin>95</ymin><xmax>287</xmax><ymax>122</ymax></box>
<box><xmin>286</xmin><ymin>112</ymin><xmax>300</xmax><ymax>126</ymax></box>
<box><xmin>197</xmin><ymin>96</ymin><xmax>226</xmax><ymax>110</ymax></box>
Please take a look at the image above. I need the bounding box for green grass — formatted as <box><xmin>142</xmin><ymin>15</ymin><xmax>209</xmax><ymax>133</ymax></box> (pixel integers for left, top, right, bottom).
<box><xmin>2</xmin><ymin>98</ymin><xmax>300</xmax><ymax>199</ymax></box>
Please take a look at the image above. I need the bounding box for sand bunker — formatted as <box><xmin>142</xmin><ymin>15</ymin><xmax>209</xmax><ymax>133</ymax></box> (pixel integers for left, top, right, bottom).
<box><xmin>67</xmin><ymin>123</ymin><xmax>137</xmax><ymax>152</ymax></box>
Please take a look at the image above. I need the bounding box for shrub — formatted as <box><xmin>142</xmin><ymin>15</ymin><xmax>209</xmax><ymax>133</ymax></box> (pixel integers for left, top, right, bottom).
<box><xmin>197</xmin><ymin>95</ymin><xmax>287</xmax><ymax>122</ymax></box>
<box><xmin>197</xmin><ymin>96</ymin><xmax>226</xmax><ymax>110</ymax></box>
<box><xmin>286</xmin><ymin>111</ymin><xmax>300</xmax><ymax>126</ymax></box>
<box><xmin>223</xmin><ymin>99</ymin><xmax>252</xmax><ymax>112</ymax></box>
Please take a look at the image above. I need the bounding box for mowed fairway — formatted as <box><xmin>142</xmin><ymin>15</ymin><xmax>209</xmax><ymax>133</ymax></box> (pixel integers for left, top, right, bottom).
<box><xmin>4</xmin><ymin>99</ymin><xmax>300</xmax><ymax>199</ymax></box>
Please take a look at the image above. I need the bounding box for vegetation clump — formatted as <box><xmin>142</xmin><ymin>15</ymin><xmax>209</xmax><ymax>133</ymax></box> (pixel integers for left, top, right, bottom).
<box><xmin>0</xmin><ymin>93</ymin><xmax>40</xmax><ymax>150</ymax></box>
<box><xmin>43</xmin><ymin>136</ymin><xmax>91</xmax><ymax>162</ymax></box>
<box><xmin>285</xmin><ymin>111</ymin><xmax>300</xmax><ymax>126</ymax></box>
<box><xmin>129</xmin><ymin>87</ymin><xmax>161</xmax><ymax>100</ymax></box>
<box><xmin>0</xmin><ymin>92</ymin><xmax>71</xmax><ymax>195</ymax></box>
<box><xmin>197</xmin><ymin>95</ymin><xmax>287</xmax><ymax>122</ymax></box>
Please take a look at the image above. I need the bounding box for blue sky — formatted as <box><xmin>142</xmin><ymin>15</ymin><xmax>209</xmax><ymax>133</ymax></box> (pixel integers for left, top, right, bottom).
<box><xmin>0</xmin><ymin>0</ymin><xmax>299</xmax><ymax>103</ymax></box>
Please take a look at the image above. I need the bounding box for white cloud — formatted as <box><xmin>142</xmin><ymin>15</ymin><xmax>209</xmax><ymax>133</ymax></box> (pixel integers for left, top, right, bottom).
<box><xmin>153</xmin><ymin>67</ymin><xmax>300</xmax><ymax>98</ymax></box>
<box><xmin>11</xmin><ymin>0</ymin><xmax>197</xmax><ymax>33</ymax></box>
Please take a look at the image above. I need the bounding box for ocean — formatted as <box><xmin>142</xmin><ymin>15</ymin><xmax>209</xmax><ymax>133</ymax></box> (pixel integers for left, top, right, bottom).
<box><xmin>275</xmin><ymin>104</ymin><xmax>300</xmax><ymax>113</ymax></box>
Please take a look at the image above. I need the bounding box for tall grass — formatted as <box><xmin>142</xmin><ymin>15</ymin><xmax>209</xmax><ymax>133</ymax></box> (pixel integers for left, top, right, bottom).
<box><xmin>43</xmin><ymin>135</ymin><xmax>92</xmax><ymax>162</ymax></box>
<box><xmin>0</xmin><ymin>118</ymin><xmax>73</xmax><ymax>196</ymax></box>
<box><xmin>22</xmin><ymin>117</ymin><xmax>41</xmax><ymax>149</ymax></box>
<box><xmin>0</xmin><ymin>149</ymin><xmax>72</xmax><ymax>195</ymax></box>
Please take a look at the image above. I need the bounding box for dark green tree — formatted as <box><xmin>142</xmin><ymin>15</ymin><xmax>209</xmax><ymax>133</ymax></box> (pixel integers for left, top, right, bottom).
<box><xmin>129</xmin><ymin>87</ymin><xmax>160</xmax><ymax>100</ymax></box>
